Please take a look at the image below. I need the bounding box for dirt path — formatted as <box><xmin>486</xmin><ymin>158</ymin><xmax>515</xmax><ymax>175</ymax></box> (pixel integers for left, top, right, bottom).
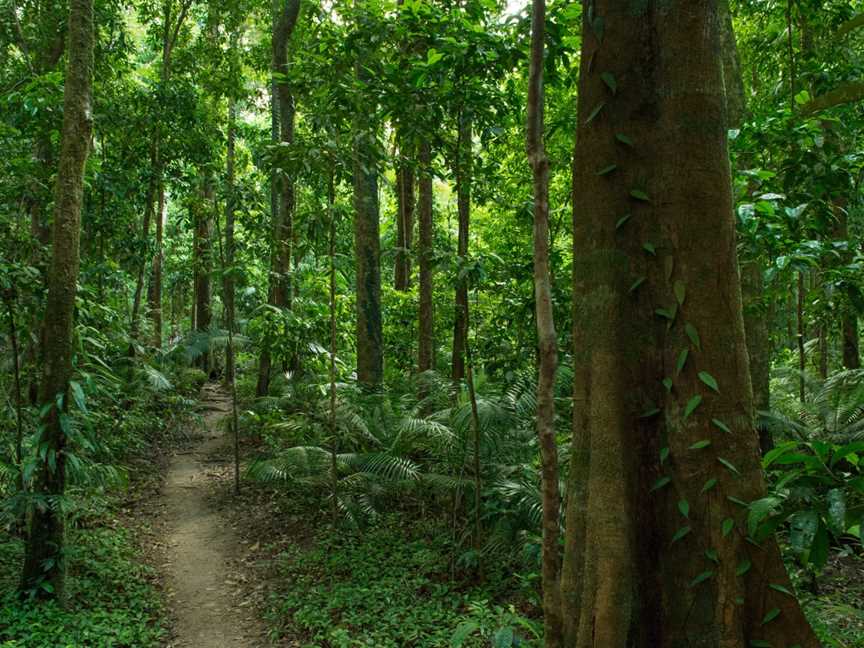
<box><xmin>160</xmin><ymin>383</ymin><xmax>264</xmax><ymax>647</ymax></box>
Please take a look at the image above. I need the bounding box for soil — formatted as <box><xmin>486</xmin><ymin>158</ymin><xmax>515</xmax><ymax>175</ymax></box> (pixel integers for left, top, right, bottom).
<box><xmin>156</xmin><ymin>383</ymin><xmax>267</xmax><ymax>647</ymax></box>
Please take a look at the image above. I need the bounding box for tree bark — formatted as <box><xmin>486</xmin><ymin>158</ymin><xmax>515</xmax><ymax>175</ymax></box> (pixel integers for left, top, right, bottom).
<box><xmin>451</xmin><ymin>113</ymin><xmax>471</xmax><ymax>384</ymax></box>
<box><xmin>798</xmin><ymin>271</ymin><xmax>806</xmax><ymax>403</ymax></box>
<box><xmin>526</xmin><ymin>0</ymin><xmax>562</xmax><ymax>643</ymax></box>
<box><xmin>223</xmin><ymin>99</ymin><xmax>236</xmax><ymax>384</ymax></box>
<box><xmin>193</xmin><ymin>181</ymin><xmax>213</xmax><ymax>373</ymax></box>
<box><xmin>352</xmin><ymin>45</ymin><xmax>383</xmax><ymax>388</ymax></box>
<box><xmin>257</xmin><ymin>0</ymin><xmax>301</xmax><ymax>395</ymax></box>
<box><xmin>394</xmin><ymin>146</ymin><xmax>415</xmax><ymax>291</ymax></box>
<box><xmin>559</xmin><ymin>3</ymin><xmax>819</xmax><ymax>645</ymax></box>
<box><xmin>20</xmin><ymin>0</ymin><xmax>93</xmax><ymax>599</ymax></box>
<box><xmin>417</xmin><ymin>141</ymin><xmax>434</xmax><ymax>374</ymax></box>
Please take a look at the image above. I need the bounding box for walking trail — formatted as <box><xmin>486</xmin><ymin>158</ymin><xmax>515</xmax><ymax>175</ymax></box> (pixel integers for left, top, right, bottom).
<box><xmin>160</xmin><ymin>383</ymin><xmax>263</xmax><ymax>647</ymax></box>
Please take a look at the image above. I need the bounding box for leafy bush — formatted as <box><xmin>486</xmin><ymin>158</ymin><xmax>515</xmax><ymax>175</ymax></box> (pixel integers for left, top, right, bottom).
<box><xmin>0</xmin><ymin>528</ymin><xmax>165</xmax><ymax>646</ymax></box>
<box><xmin>263</xmin><ymin>517</ymin><xmax>539</xmax><ymax>647</ymax></box>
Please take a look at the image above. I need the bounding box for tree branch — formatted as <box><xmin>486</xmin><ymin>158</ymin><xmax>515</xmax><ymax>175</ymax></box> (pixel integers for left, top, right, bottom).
<box><xmin>800</xmin><ymin>81</ymin><xmax>864</xmax><ymax>115</ymax></box>
<box><xmin>838</xmin><ymin>13</ymin><xmax>864</xmax><ymax>39</ymax></box>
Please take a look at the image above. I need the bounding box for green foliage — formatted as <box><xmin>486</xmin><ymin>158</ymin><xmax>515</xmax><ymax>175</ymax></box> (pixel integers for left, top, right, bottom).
<box><xmin>0</xmin><ymin>528</ymin><xmax>165</xmax><ymax>646</ymax></box>
<box><xmin>262</xmin><ymin>517</ymin><xmax>540</xmax><ymax>648</ymax></box>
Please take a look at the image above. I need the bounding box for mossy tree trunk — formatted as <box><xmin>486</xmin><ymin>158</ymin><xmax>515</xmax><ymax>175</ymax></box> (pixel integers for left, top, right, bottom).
<box><xmin>394</xmin><ymin>145</ymin><xmax>415</xmax><ymax>292</ymax></box>
<box><xmin>19</xmin><ymin>0</ymin><xmax>93</xmax><ymax>600</ymax></box>
<box><xmin>559</xmin><ymin>3</ymin><xmax>819</xmax><ymax>645</ymax></box>
<box><xmin>193</xmin><ymin>181</ymin><xmax>213</xmax><ymax>373</ymax></box>
<box><xmin>417</xmin><ymin>141</ymin><xmax>434</xmax><ymax>374</ymax></box>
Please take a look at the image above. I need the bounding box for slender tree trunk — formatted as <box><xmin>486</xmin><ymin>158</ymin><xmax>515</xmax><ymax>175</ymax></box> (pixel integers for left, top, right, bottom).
<box><xmin>394</xmin><ymin>149</ymin><xmax>415</xmax><ymax>292</ymax></box>
<box><xmin>129</xmin><ymin>142</ymin><xmax>157</xmax><ymax>347</ymax></box>
<box><xmin>20</xmin><ymin>0</ymin><xmax>93</xmax><ymax>599</ymax></box>
<box><xmin>451</xmin><ymin>113</ymin><xmax>471</xmax><ymax>384</ymax></box>
<box><xmin>193</xmin><ymin>181</ymin><xmax>213</xmax><ymax>373</ymax></box>
<box><xmin>719</xmin><ymin>0</ymin><xmax>772</xmax><ymax>454</ymax></box>
<box><xmin>842</xmin><ymin>315</ymin><xmax>860</xmax><ymax>369</ymax></box>
<box><xmin>328</xmin><ymin>174</ymin><xmax>339</xmax><ymax>526</ymax></box>
<box><xmin>559</xmin><ymin>3</ymin><xmax>819</xmax><ymax>645</ymax></box>
<box><xmin>257</xmin><ymin>0</ymin><xmax>300</xmax><ymax>395</ymax></box>
<box><xmin>224</xmin><ymin>99</ymin><xmax>236</xmax><ymax>385</ymax></box>
<box><xmin>526</xmin><ymin>0</ymin><xmax>562</xmax><ymax>643</ymax></box>
<box><xmin>4</xmin><ymin>291</ymin><xmax>24</xmax><ymax>507</ymax></box>
<box><xmin>798</xmin><ymin>270</ymin><xmax>806</xmax><ymax>403</ymax></box>
<box><xmin>417</xmin><ymin>141</ymin><xmax>434</xmax><ymax>374</ymax></box>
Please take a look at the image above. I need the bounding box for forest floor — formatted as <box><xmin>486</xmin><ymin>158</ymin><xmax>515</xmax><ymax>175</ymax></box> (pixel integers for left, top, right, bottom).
<box><xmin>156</xmin><ymin>383</ymin><xmax>267</xmax><ymax>647</ymax></box>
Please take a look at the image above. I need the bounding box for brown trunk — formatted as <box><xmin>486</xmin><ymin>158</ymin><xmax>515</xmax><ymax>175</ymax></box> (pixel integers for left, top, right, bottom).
<box><xmin>798</xmin><ymin>270</ymin><xmax>806</xmax><ymax>403</ymax></box>
<box><xmin>353</xmin><ymin>46</ymin><xmax>383</xmax><ymax>388</ymax></box>
<box><xmin>193</xmin><ymin>181</ymin><xmax>212</xmax><ymax>372</ymax></box>
<box><xmin>394</xmin><ymin>146</ymin><xmax>415</xmax><ymax>292</ymax></box>
<box><xmin>257</xmin><ymin>0</ymin><xmax>300</xmax><ymax>395</ymax></box>
<box><xmin>150</xmin><ymin>184</ymin><xmax>164</xmax><ymax>347</ymax></box>
<box><xmin>451</xmin><ymin>113</ymin><xmax>471</xmax><ymax>384</ymax></box>
<box><xmin>20</xmin><ymin>0</ymin><xmax>93</xmax><ymax>599</ymax></box>
<box><xmin>559</xmin><ymin>3</ymin><xmax>818</xmax><ymax>645</ymax></box>
<box><xmin>417</xmin><ymin>141</ymin><xmax>434</xmax><ymax>374</ymax></box>
<box><xmin>129</xmin><ymin>140</ymin><xmax>157</xmax><ymax>345</ymax></box>
<box><xmin>223</xmin><ymin>99</ymin><xmax>236</xmax><ymax>384</ymax></box>
<box><xmin>526</xmin><ymin>0</ymin><xmax>562</xmax><ymax>643</ymax></box>
<box><xmin>843</xmin><ymin>315</ymin><xmax>860</xmax><ymax>369</ymax></box>
<box><xmin>720</xmin><ymin>0</ymin><xmax>772</xmax><ymax>454</ymax></box>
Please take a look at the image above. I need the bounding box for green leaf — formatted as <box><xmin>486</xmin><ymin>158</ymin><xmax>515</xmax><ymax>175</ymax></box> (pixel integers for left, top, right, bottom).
<box><xmin>630</xmin><ymin>189</ymin><xmax>650</xmax><ymax>202</ymax></box>
<box><xmin>678</xmin><ymin>499</ymin><xmax>690</xmax><ymax>518</ymax></box>
<box><xmin>705</xmin><ymin>548</ymin><xmax>719</xmax><ymax>563</ymax></box>
<box><xmin>689</xmin><ymin>570</ymin><xmax>714</xmax><ymax>587</ymax></box>
<box><xmin>676</xmin><ymin>348</ymin><xmax>689</xmax><ymax>375</ymax></box>
<box><xmin>492</xmin><ymin>627</ymin><xmax>514</xmax><ymax>648</ymax></box>
<box><xmin>615</xmin><ymin>133</ymin><xmax>634</xmax><ymax>147</ymax></box>
<box><xmin>728</xmin><ymin>495</ymin><xmax>750</xmax><ymax>507</ymax></box>
<box><xmin>451</xmin><ymin>621</ymin><xmax>480</xmax><ymax>647</ymax></box>
<box><xmin>640</xmin><ymin>406</ymin><xmax>661</xmax><ymax>418</ymax></box>
<box><xmin>659</xmin><ymin>447</ymin><xmax>670</xmax><ymax>464</ymax></box>
<box><xmin>685</xmin><ymin>323</ymin><xmax>702</xmax><ymax>350</ymax></box>
<box><xmin>768</xmin><ymin>583</ymin><xmax>794</xmax><ymax>597</ymax></box>
<box><xmin>642</xmin><ymin>242</ymin><xmax>656</xmax><ymax>255</ymax></box>
<box><xmin>826</xmin><ymin>488</ymin><xmax>846</xmax><ymax>535</ymax></box>
<box><xmin>650</xmin><ymin>476</ymin><xmax>671</xmax><ymax>493</ymax></box>
<box><xmin>601</xmin><ymin>71</ymin><xmax>617</xmax><ymax>94</ymax></box>
<box><xmin>689</xmin><ymin>439</ymin><xmax>711</xmax><ymax>450</ymax></box>
<box><xmin>671</xmin><ymin>525</ymin><xmax>692</xmax><ymax>544</ymax></box>
<box><xmin>655</xmin><ymin>306</ymin><xmax>677</xmax><ymax>321</ymax></box>
<box><xmin>712</xmin><ymin>418</ymin><xmax>732</xmax><ymax>434</ymax></box>
<box><xmin>673</xmin><ymin>280</ymin><xmax>686</xmax><ymax>305</ymax></box>
<box><xmin>597</xmin><ymin>164</ymin><xmax>617</xmax><ymax>176</ymax></box>
<box><xmin>698</xmin><ymin>371</ymin><xmax>720</xmax><ymax>393</ymax></box>
<box><xmin>700</xmin><ymin>478</ymin><xmax>717</xmax><ymax>494</ymax></box>
<box><xmin>736</xmin><ymin>559</ymin><xmax>752</xmax><ymax>576</ymax></box>
<box><xmin>717</xmin><ymin>457</ymin><xmax>740</xmax><ymax>475</ymax></box>
<box><xmin>662</xmin><ymin>377</ymin><xmax>673</xmax><ymax>392</ymax></box>
<box><xmin>629</xmin><ymin>277</ymin><xmax>646</xmax><ymax>293</ymax></box>
<box><xmin>615</xmin><ymin>213</ymin><xmax>632</xmax><ymax>229</ymax></box>
<box><xmin>69</xmin><ymin>380</ymin><xmax>87</xmax><ymax>414</ymax></box>
<box><xmin>585</xmin><ymin>102</ymin><xmax>605</xmax><ymax>124</ymax></box>
<box><xmin>810</xmin><ymin>522</ymin><xmax>829</xmax><ymax>568</ymax></box>
<box><xmin>684</xmin><ymin>395</ymin><xmax>702</xmax><ymax>419</ymax></box>
<box><xmin>722</xmin><ymin>518</ymin><xmax>735</xmax><ymax>537</ymax></box>
<box><xmin>761</xmin><ymin>608</ymin><xmax>781</xmax><ymax>625</ymax></box>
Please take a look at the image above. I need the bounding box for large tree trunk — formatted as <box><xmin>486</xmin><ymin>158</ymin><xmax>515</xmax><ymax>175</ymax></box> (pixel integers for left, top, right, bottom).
<box><xmin>20</xmin><ymin>0</ymin><xmax>93</xmax><ymax>600</ymax></box>
<box><xmin>559</xmin><ymin>3</ymin><xmax>818</xmax><ymax>646</ymax></box>
<box><xmin>526</xmin><ymin>0</ymin><xmax>562</xmax><ymax>643</ymax></box>
<box><xmin>451</xmin><ymin>113</ymin><xmax>471</xmax><ymax>384</ymax></box>
<box><xmin>417</xmin><ymin>141</ymin><xmax>434</xmax><ymax>374</ymax></box>
<box><xmin>352</xmin><ymin>49</ymin><xmax>383</xmax><ymax>388</ymax></box>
